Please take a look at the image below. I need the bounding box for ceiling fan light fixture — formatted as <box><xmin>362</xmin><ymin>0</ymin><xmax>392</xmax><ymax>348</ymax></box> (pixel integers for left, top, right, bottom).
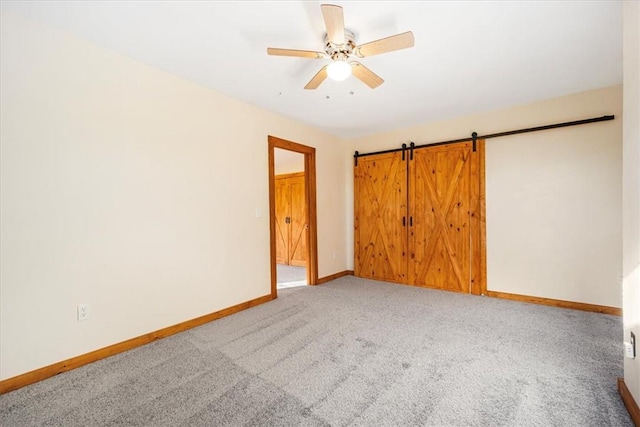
<box><xmin>267</xmin><ymin>4</ymin><xmax>414</xmax><ymax>89</ymax></box>
<box><xmin>327</xmin><ymin>60</ymin><xmax>352</xmax><ymax>81</ymax></box>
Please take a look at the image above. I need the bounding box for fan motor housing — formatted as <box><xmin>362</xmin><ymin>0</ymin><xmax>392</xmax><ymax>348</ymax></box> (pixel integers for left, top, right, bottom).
<box><xmin>323</xmin><ymin>29</ymin><xmax>355</xmax><ymax>60</ymax></box>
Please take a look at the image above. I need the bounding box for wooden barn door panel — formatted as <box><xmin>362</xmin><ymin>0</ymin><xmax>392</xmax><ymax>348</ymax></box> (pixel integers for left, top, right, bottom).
<box><xmin>275</xmin><ymin>178</ymin><xmax>290</xmax><ymax>265</ymax></box>
<box><xmin>275</xmin><ymin>173</ymin><xmax>307</xmax><ymax>266</ymax></box>
<box><xmin>409</xmin><ymin>143</ymin><xmax>474</xmax><ymax>293</ymax></box>
<box><xmin>289</xmin><ymin>176</ymin><xmax>307</xmax><ymax>267</ymax></box>
<box><xmin>354</xmin><ymin>152</ymin><xmax>408</xmax><ymax>283</ymax></box>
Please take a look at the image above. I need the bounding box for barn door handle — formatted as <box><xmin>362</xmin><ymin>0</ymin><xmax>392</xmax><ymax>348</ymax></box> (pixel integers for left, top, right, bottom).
<box><xmin>402</xmin><ymin>216</ymin><xmax>406</xmax><ymax>227</ymax></box>
<box><xmin>410</xmin><ymin>216</ymin><xmax>413</xmax><ymax>226</ymax></box>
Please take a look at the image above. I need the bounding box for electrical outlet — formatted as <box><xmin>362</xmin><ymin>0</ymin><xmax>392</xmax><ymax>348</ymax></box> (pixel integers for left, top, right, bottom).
<box><xmin>624</xmin><ymin>332</ymin><xmax>636</xmax><ymax>359</ymax></box>
<box><xmin>77</xmin><ymin>304</ymin><xmax>90</xmax><ymax>321</ymax></box>
<box><xmin>625</xmin><ymin>342</ymin><xmax>634</xmax><ymax>358</ymax></box>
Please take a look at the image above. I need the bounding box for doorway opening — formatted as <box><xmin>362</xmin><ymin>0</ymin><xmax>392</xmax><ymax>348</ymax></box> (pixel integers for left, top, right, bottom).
<box><xmin>268</xmin><ymin>136</ymin><xmax>318</xmax><ymax>298</ymax></box>
<box><xmin>274</xmin><ymin>167</ymin><xmax>306</xmax><ymax>289</ymax></box>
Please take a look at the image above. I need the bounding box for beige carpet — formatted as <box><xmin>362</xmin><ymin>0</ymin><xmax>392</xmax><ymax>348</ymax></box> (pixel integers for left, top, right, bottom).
<box><xmin>277</xmin><ymin>264</ymin><xmax>306</xmax><ymax>288</ymax></box>
<box><xmin>0</xmin><ymin>276</ymin><xmax>632</xmax><ymax>426</ymax></box>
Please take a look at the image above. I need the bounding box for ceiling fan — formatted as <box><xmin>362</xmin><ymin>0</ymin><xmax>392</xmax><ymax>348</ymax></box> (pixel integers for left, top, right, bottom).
<box><xmin>267</xmin><ymin>4</ymin><xmax>414</xmax><ymax>90</ymax></box>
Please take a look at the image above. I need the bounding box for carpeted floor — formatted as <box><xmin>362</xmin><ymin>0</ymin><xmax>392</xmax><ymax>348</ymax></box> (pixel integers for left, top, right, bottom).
<box><xmin>0</xmin><ymin>276</ymin><xmax>632</xmax><ymax>426</ymax></box>
<box><xmin>277</xmin><ymin>264</ymin><xmax>306</xmax><ymax>288</ymax></box>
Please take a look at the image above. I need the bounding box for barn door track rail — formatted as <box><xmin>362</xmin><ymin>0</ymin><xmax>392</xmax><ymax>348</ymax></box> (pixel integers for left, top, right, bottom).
<box><xmin>353</xmin><ymin>115</ymin><xmax>615</xmax><ymax>165</ymax></box>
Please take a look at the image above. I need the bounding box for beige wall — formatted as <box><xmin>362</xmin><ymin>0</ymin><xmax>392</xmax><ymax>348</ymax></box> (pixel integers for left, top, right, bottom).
<box><xmin>274</xmin><ymin>149</ymin><xmax>305</xmax><ymax>175</ymax></box>
<box><xmin>623</xmin><ymin>0</ymin><xmax>640</xmax><ymax>407</ymax></box>
<box><xmin>0</xmin><ymin>12</ymin><xmax>348</xmax><ymax>380</ymax></box>
<box><xmin>349</xmin><ymin>85</ymin><xmax>622</xmax><ymax>308</ymax></box>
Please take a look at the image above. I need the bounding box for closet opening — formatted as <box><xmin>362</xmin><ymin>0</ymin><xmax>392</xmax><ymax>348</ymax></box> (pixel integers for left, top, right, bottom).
<box><xmin>268</xmin><ymin>136</ymin><xmax>318</xmax><ymax>298</ymax></box>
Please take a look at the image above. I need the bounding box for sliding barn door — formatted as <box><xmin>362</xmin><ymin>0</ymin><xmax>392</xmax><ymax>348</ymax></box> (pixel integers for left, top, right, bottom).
<box><xmin>288</xmin><ymin>175</ymin><xmax>307</xmax><ymax>267</ymax></box>
<box><xmin>275</xmin><ymin>177</ymin><xmax>290</xmax><ymax>264</ymax></box>
<box><xmin>275</xmin><ymin>173</ymin><xmax>307</xmax><ymax>266</ymax></box>
<box><xmin>408</xmin><ymin>142</ymin><xmax>478</xmax><ymax>293</ymax></box>
<box><xmin>354</xmin><ymin>151</ymin><xmax>408</xmax><ymax>283</ymax></box>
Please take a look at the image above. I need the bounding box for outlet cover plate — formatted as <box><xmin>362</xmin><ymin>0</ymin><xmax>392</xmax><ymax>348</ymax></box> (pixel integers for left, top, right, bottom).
<box><xmin>625</xmin><ymin>342</ymin><xmax>635</xmax><ymax>358</ymax></box>
<box><xmin>77</xmin><ymin>304</ymin><xmax>90</xmax><ymax>321</ymax></box>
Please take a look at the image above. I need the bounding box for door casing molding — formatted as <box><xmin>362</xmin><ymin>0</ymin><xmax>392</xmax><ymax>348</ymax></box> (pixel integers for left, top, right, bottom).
<box><xmin>268</xmin><ymin>136</ymin><xmax>318</xmax><ymax>298</ymax></box>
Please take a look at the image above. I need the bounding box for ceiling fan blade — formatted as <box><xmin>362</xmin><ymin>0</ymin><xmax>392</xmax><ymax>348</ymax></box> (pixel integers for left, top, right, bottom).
<box><xmin>351</xmin><ymin>62</ymin><xmax>384</xmax><ymax>89</ymax></box>
<box><xmin>304</xmin><ymin>66</ymin><xmax>329</xmax><ymax>90</ymax></box>
<box><xmin>267</xmin><ymin>48</ymin><xmax>326</xmax><ymax>59</ymax></box>
<box><xmin>355</xmin><ymin>31</ymin><xmax>415</xmax><ymax>58</ymax></box>
<box><xmin>321</xmin><ymin>4</ymin><xmax>345</xmax><ymax>45</ymax></box>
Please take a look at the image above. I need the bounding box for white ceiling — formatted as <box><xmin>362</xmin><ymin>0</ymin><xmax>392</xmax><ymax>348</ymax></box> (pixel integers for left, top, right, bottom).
<box><xmin>2</xmin><ymin>1</ymin><xmax>623</xmax><ymax>138</ymax></box>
